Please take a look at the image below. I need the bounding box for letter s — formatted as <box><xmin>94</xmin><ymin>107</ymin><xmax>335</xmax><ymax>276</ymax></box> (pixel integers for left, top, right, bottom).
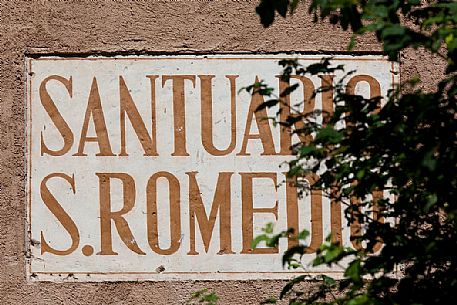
<box><xmin>40</xmin><ymin>173</ymin><xmax>80</xmax><ymax>255</ymax></box>
<box><xmin>40</xmin><ymin>75</ymin><xmax>74</xmax><ymax>156</ymax></box>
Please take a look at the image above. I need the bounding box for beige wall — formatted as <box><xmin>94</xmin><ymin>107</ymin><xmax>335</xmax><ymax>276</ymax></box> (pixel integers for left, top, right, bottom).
<box><xmin>0</xmin><ymin>0</ymin><xmax>444</xmax><ymax>304</ymax></box>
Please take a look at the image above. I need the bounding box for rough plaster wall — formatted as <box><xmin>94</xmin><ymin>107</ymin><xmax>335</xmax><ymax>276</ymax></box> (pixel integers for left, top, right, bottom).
<box><xmin>0</xmin><ymin>0</ymin><xmax>445</xmax><ymax>304</ymax></box>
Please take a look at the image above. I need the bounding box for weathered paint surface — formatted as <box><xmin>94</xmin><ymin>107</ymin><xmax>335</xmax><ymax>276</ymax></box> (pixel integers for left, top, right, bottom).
<box><xmin>26</xmin><ymin>55</ymin><xmax>397</xmax><ymax>281</ymax></box>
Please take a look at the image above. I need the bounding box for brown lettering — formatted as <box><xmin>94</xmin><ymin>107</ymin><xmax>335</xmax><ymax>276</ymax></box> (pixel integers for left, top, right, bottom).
<box><xmin>200</xmin><ymin>75</ymin><xmax>238</xmax><ymax>156</ymax></box>
<box><xmin>146</xmin><ymin>171</ymin><xmax>182</xmax><ymax>255</ymax></box>
<box><xmin>74</xmin><ymin>78</ymin><xmax>114</xmax><ymax>156</ymax></box>
<box><xmin>40</xmin><ymin>173</ymin><xmax>79</xmax><ymax>255</ymax></box>
<box><xmin>40</xmin><ymin>75</ymin><xmax>74</xmax><ymax>156</ymax></box>
<box><xmin>162</xmin><ymin>75</ymin><xmax>196</xmax><ymax>156</ymax></box>
<box><xmin>240</xmin><ymin>172</ymin><xmax>279</xmax><ymax>254</ymax></box>
<box><xmin>350</xmin><ymin>190</ymin><xmax>384</xmax><ymax>252</ymax></box>
<box><xmin>320</xmin><ymin>75</ymin><xmax>335</xmax><ymax>126</ymax></box>
<box><xmin>278</xmin><ymin>75</ymin><xmax>316</xmax><ymax>155</ymax></box>
<box><xmin>96</xmin><ymin>173</ymin><xmax>145</xmax><ymax>255</ymax></box>
<box><xmin>285</xmin><ymin>173</ymin><xmax>323</xmax><ymax>253</ymax></box>
<box><xmin>346</xmin><ymin>75</ymin><xmax>381</xmax><ymax>99</ymax></box>
<box><xmin>187</xmin><ymin>171</ymin><xmax>234</xmax><ymax>255</ymax></box>
<box><xmin>346</xmin><ymin>75</ymin><xmax>382</xmax><ymax>124</ymax></box>
<box><xmin>238</xmin><ymin>76</ymin><xmax>276</xmax><ymax>156</ymax></box>
<box><xmin>119</xmin><ymin>76</ymin><xmax>158</xmax><ymax>156</ymax></box>
<box><xmin>330</xmin><ymin>186</ymin><xmax>343</xmax><ymax>245</ymax></box>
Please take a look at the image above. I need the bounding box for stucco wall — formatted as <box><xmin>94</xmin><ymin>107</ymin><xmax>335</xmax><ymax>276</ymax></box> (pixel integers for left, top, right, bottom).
<box><xmin>0</xmin><ymin>0</ymin><xmax>445</xmax><ymax>304</ymax></box>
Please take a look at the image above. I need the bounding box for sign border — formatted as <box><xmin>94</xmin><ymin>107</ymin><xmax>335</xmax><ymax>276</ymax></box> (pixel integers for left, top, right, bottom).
<box><xmin>25</xmin><ymin>54</ymin><xmax>399</xmax><ymax>282</ymax></box>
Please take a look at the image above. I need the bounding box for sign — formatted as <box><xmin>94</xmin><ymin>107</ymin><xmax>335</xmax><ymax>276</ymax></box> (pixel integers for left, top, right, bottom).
<box><xmin>26</xmin><ymin>55</ymin><xmax>398</xmax><ymax>281</ymax></box>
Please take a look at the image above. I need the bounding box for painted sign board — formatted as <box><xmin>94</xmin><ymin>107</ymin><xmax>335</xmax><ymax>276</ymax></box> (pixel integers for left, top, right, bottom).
<box><xmin>26</xmin><ymin>55</ymin><xmax>398</xmax><ymax>281</ymax></box>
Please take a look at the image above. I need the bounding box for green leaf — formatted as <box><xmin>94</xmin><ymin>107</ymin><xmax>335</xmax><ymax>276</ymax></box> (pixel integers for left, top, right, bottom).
<box><xmin>322</xmin><ymin>275</ymin><xmax>337</xmax><ymax>287</ymax></box>
<box><xmin>298</xmin><ymin>145</ymin><xmax>316</xmax><ymax>157</ymax></box>
<box><xmin>344</xmin><ymin>259</ymin><xmax>362</xmax><ymax>284</ymax></box>
<box><xmin>347</xmin><ymin>295</ymin><xmax>370</xmax><ymax>305</ymax></box>
<box><xmin>190</xmin><ymin>289</ymin><xmax>219</xmax><ymax>305</ymax></box>
<box><xmin>282</xmin><ymin>245</ymin><xmax>306</xmax><ymax>267</ymax></box>
<box><xmin>315</xmin><ymin>126</ymin><xmax>343</xmax><ymax>144</ymax></box>
<box><xmin>251</xmin><ymin>235</ymin><xmax>270</xmax><ymax>249</ymax></box>
<box><xmin>297</xmin><ymin>229</ymin><xmax>310</xmax><ymax>240</ymax></box>
<box><xmin>280</xmin><ymin>275</ymin><xmax>308</xmax><ymax>299</ymax></box>
<box><xmin>260</xmin><ymin>297</ymin><xmax>277</xmax><ymax>304</ymax></box>
<box><xmin>323</xmin><ymin>245</ymin><xmax>344</xmax><ymax>263</ymax></box>
<box><xmin>381</xmin><ymin>24</ymin><xmax>406</xmax><ymax>38</ymax></box>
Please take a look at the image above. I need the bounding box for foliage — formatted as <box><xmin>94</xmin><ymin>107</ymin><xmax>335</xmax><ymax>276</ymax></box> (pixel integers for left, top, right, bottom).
<box><xmin>188</xmin><ymin>289</ymin><xmax>219</xmax><ymax>305</ymax></box>
<box><xmin>249</xmin><ymin>1</ymin><xmax>457</xmax><ymax>305</ymax></box>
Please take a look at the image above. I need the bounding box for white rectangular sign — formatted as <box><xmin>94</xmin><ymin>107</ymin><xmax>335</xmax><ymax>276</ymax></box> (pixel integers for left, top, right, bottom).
<box><xmin>26</xmin><ymin>55</ymin><xmax>397</xmax><ymax>281</ymax></box>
